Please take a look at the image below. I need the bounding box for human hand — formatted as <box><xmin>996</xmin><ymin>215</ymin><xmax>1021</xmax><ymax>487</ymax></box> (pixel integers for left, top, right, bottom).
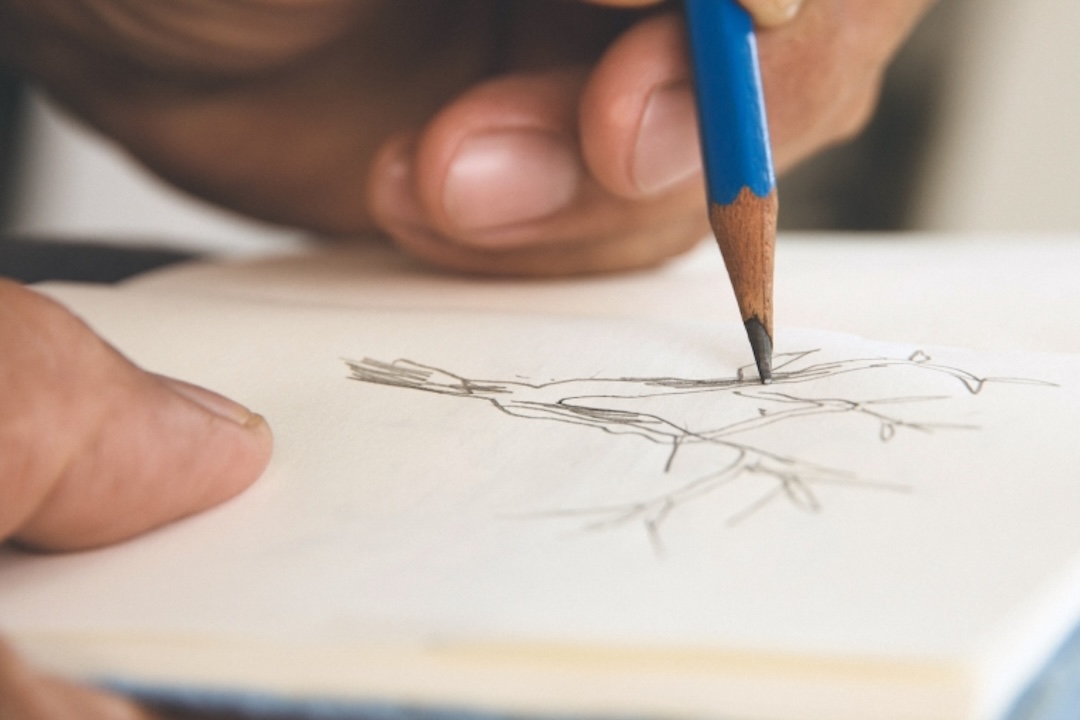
<box><xmin>0</xmin><ymin>0</ymin><xmax>933</xmax><ymax>275</ymax></box>
<box><xmin>0</xmin><ymin>279</ymin><xmax>272</xmax><ymax>716</ymax></box>
<box><xmin>0</xmin><ymin>280</ymin><xmax>272</xmax><ymax>551</ymax></box>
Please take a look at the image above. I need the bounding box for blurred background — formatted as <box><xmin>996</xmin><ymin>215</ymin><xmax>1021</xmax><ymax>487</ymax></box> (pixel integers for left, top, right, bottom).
<box><xmin>1</xmin><ymin>0</ymin><xmax>1077</xmax><ymax>263</ymax></box>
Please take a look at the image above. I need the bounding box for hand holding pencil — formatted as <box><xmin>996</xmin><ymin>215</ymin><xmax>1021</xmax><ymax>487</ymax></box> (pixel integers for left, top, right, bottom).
<box><xmin>1</xmin><ymin>0</ymin><xmax>933</xmax><ymax>277</ymax></box>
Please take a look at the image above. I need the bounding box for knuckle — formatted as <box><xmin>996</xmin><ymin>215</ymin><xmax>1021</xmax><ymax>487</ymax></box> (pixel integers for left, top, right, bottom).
<box><xmin>763</xmin><ymin>3</ymin><xmax>892</xmax><ymax>153</ymax></box>
<box><xmin>832</xmin><ymin>83</ymin><xmax>882</xmax><ymax>141</ymax></box>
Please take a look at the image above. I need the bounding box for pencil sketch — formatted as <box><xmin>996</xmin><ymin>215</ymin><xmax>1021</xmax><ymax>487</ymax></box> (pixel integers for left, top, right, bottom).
<box><xmin>344</xmin><ymin>350</ymin><xmax>1052</xmax><ymax>551</ymax></box>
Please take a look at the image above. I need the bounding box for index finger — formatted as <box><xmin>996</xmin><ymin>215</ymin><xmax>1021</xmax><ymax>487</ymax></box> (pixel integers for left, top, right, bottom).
<box><xmin>584</xmin><ymin>0</ymin><xmax>666</xmax><ymax>6</ymax></box>
<box><xmin>586</xmin><ymin>0</ymin><xmax>804</xmax><ymax>27</ymax></box>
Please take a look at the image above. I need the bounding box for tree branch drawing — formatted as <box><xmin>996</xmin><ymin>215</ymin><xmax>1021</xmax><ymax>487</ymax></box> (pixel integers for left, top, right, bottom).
<box><xmin>344</xmin><ymin>350</ymin><xmax>1053</xmax><ymax>553</ymax></box>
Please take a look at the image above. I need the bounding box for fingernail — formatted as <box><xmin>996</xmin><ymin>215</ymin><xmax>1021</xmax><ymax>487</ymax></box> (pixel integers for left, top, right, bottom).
<box><xmin>754</xmin><ymin>0</ymin><xmax>803</xmax><ymax>26</ymax></box>
<box><xmin>772</xmin><ymin>0</ymin><xmax>803</xmax><ymax>22</ymax></box>
<box><xmin>161</xmin><ymin>376</ymin><xmax>263</xmax><ymax>429</ymax></box>
<box><xmin>633</xmin><ymin>81</ymin><xmax>701</xmax><ymax>195</ymax></box>
<box><xmin>444</xmin><ymin>130</ymin><xmax>580</xmax><ymax>231</ymax></box>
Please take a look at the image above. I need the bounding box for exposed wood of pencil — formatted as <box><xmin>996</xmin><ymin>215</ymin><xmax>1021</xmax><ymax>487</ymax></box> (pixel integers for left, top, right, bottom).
<box><xmin>709</xmin><ymin>186</ymin><xmax>777</xmax><ymax>379</ymax></box>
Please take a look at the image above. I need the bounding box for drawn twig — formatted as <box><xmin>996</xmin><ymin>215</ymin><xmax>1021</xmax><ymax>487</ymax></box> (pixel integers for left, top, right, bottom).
<box><xmin>344</xmin><ymin>350</ymin><xmax>1054</xmax><ymax>552</ymax></box>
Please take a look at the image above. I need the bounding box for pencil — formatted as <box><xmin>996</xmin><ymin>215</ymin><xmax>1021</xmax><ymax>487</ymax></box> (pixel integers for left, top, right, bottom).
<box><xmin>684</xmin><ymin>0</ymin><xmax>777</xmax><ymax>383</ymax></box>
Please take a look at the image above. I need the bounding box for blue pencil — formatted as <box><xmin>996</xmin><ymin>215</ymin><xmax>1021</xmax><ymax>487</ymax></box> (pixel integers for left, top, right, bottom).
<box><xmin>685</xmin><ymin>0</ymin><xmax>777</xmax><ymax>383</ymax></box>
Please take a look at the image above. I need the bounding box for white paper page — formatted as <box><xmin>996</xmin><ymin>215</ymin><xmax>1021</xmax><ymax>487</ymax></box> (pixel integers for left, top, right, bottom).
<box><xmin>4</xmin><ymin>284</ymin><xmax>1080</xmax><ymax>719</ymax></box>
<box><xmin>126</xmin><ymin>233</ymin><xmax>1080</xmax><ymax>354</ymax></box>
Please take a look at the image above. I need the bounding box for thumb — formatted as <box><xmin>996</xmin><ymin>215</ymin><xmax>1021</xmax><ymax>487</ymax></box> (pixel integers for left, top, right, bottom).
<box><xmin>0</xmin><ymin>280</ymin><xmax>272</xmax><ymax>551</ymax></box>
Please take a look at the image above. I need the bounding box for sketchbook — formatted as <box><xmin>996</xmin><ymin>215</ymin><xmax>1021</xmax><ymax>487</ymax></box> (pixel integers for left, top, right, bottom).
<box><xmin>4</xmin><ymin>234</ymin><xmax>1080</xmax><ymax>720</ymax></box>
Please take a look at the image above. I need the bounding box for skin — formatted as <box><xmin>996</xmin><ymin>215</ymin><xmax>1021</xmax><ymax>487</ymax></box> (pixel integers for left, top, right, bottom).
<box><xmin>0</xmin><ymin>283</ymin><xmax>273</xmax><ymax>719</ymax></box>
<box><xmin>0</xmin><ymin>0</ymin><xmax>934</xmax><ymax>715</ymax></box>
<box><xmin>0</xmin><ymin>0</ymin><xmax>933</xmax><ymax>274</ymax></box>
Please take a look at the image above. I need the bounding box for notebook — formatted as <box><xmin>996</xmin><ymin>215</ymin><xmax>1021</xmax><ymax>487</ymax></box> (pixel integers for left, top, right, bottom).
<box><xmin>3</xmin><ymin>233</ymin><xmax>1080</xmax><ymax>720</ymax></box>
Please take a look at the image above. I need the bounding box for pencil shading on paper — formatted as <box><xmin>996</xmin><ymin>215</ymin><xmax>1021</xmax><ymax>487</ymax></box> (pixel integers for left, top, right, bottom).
<box><xmin>344</xmin><ymin>351</ymin><xmax>1053</xmax><ymax>551</ymax></box>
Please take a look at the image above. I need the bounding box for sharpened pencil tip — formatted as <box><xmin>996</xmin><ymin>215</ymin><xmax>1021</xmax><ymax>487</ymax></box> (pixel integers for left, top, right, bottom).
<box><xmin>744</xmin><ymin>318</ymin><xmax>773</xmax><ymax>384</ymax></box>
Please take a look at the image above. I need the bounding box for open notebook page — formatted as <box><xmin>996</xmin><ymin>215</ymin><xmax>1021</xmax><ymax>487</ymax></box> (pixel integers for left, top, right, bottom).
<box><xmin>125</xmin><ymin>233</ymin><xmax>1080</xmax><ymax>354</ymax></box>
<box><xmin>1</xmin><ymin>281</ymin><xmax>1080</xmax><ymax>720</ymax></box>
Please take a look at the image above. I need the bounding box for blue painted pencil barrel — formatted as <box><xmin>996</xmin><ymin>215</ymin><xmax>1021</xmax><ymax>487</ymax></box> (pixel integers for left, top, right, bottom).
<box><xmin>684</xmin><ymin>0</ymin><xmax>776</xmax><ymax>206</ymax></box>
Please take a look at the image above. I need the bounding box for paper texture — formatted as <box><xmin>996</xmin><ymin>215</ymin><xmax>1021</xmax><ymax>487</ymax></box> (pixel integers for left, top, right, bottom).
<box><xmin>3</xmin><ymin>273</ymin><xmax>1080</xmax><ymax>719</ymax></box>
<box><xmin>127</xmin><ymin>234</ymin><xmax>1080</xmax><ymax>354</ymax></box>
